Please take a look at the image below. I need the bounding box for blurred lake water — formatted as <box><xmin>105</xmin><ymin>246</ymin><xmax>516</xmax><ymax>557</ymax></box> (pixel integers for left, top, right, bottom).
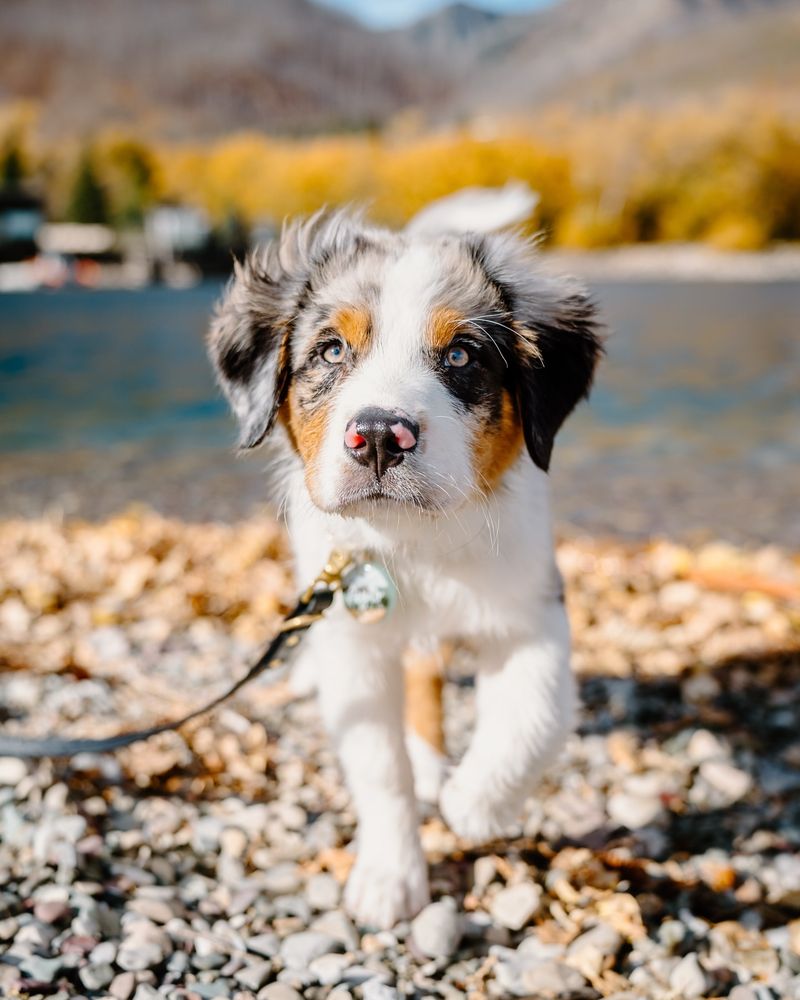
<box><xmin>1</xmin><ymin>281</ymin><xmax>798</xmax><ymax>544</ymax></box>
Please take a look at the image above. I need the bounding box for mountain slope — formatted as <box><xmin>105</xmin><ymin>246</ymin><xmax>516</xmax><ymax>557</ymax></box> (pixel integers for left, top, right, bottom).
<box><xmin>0</xmin><ymin>0</ymin><xmax>798</xmax><ymax>139</ymax></box>
<box><xmin>0</xmin><ymin>0</ymin><xmax>439</xmax><ymax>138</ymax></box>
<box><xmin>437</xmin><ymin>0</ymin><xmax>800</xmax><ymax>117</ymax></box>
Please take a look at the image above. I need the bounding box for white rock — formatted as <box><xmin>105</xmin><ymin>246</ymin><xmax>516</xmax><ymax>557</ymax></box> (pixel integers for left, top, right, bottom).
<box><xmin>608</xmin><ymin>791</ymin><xmax>663</xmax><ymax>829</ymax></box>
<box><xmin>109</xmin><ymin>971</ymin><xmax>136</xmax><ymax>1000</ymax></box>
<box><xmin>669</xmin><ymin>953</ymin><xmax>708</xmax><ymax>998</ymax></box>
<box><xmin>309</xmin><ymin>952</ymin><xmax>350</xmax><ymax>986</ymax></box>
<box><xmin>566</xmin><ymin>922</ymin><xmax>622</xmax><ymax>977</ymax></box>
<box><xmin>132</xmin><ymin>986</ymin><xmax>160</xmax><ymax>1000</ymax></box>
<box><xmin>280</xmin><ymin>930</ymin><xmax>340</xmax><ymax>969</ymax></box>
<box><xmin>0</xmin><ymin>758</ymin><xmax>27</xmax><ymax>786</ymax></box>
<box><xmin>495</xmin><ymin>955</ymin><xmax>587</xmax><ymax>997</ymax></box>
<box><xmin>246</xmin><ymin>931</ymin><xmax>281</xmax><ymax>958</ymax></box>
<box><xmin>79</xmin><ymin>962</ymin><xmax>115</xmax><ymax>990</ymax></box>
<box><xmin>89</xmin><ymin>940</ymin><xmax>118</xmax><ymax>965</ymax></box>
<box><xmin>306</xmin><ymin>871</ymin><xmax>342</xmax><ymax>910</ymax></box>
<box><xmin>490</xmin><ymin>882</ymin><xmax>542</xmax><ymax>931</ymax></box>
<box><xmin>411</xmin><ymin>899</ymin><xmax>462</xmax><ymax>959</ymax></box>
<box><xmin>220</xmin><ymin>825</ymin><xmax>249</xmax><ymax>858</ymax></box>
<box><xmin>117</xmin><ymin>925</ymin><xmax>170</xmax><ymax>971</ymax></box>
<box><xmin>262</xmin><ymin>861</ymin><xmax>303</xmax><ymax>895</ymax></box>
<box><xmin>362</xmin><ymin>982</ymin><xmax>400</xmax><ymax>1000</ymax></box>
<box><xmin>257</xmin><ymin>985</ymin><xmax>303</xmax><ymax>1000</ymax></box>
<box><xmin>311</xmin><ymin>910</ymin><xmax>360</xmax><ymax>951</ymax></box>
<box><xmin>699</xmin><ymin>761</ymin><xmax>752</xmax><ymax>804</ymax></box>
<box><xmin>235</xmin><ymin>959</ymin><xmax>273</xmax><ymax>991</ymax></box>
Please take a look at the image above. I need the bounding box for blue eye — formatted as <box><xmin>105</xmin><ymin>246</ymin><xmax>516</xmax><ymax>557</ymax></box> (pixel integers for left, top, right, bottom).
<box><xmin>444</xmin><ymin>345</ymin><xmax>470</xmax><ymax>368</ymax></box>
<box><xmin>322</xmin><ymin>341</ymin><xmax>346</xmax><ymax>364</ymax></box>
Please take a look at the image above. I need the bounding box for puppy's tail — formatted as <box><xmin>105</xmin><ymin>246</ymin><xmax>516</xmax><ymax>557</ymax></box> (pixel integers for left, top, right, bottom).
<box><xmin>404</xmin><ymin>181</ymin><xmax>539</xmax><ymax>237</ymax></box>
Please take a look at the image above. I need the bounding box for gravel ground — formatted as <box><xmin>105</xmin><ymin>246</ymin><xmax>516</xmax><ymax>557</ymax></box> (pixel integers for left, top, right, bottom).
<box><xmin>1</xmin><ymin>511</ymin><xmax>800</xmax><ymax>999</ymax></box>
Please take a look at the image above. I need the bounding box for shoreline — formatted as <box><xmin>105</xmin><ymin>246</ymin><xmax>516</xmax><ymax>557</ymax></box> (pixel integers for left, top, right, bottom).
<box><xmin>3</xmin><ymin>244</ymin><xmax>800</xmax><ymax>293</ymax></box>
<box><xmin>543</xmin><ymin>243</ymin><xmax>800</xmax><ymax>282</ymax></box>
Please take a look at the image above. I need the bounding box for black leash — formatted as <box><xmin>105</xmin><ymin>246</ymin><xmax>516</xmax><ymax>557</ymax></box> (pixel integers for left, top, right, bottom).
<box><xmin>0</xmin><ymin>551</ymin><xmax>354</xmax><ymax>760</ymax></box>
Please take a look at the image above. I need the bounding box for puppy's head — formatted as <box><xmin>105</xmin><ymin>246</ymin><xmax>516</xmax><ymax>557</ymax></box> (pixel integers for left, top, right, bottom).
<box><xmin>208</xmin><ymin>209</ymin><xmax>601</xmax><ymax>515</ymax></box>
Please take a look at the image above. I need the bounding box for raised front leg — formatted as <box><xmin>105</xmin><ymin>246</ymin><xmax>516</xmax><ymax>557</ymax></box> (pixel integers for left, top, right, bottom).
<box><xmin>440</xmin><ymin>602</ymin><xmax>574</xmax><ymax>842</ymax></box>
<box><xmin>309</xmin><ymin>617</ymin><xmax>429</xmax><ymax>928</ymax></box>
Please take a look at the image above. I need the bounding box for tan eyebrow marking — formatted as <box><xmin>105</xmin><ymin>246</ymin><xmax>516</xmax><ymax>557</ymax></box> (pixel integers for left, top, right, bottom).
<box><xmin>332</xmin><ymin>305</ymin><xmax>372</xmax><ymax>353</ymax></box>
<box><xmin>427</xmin><ymin>306</ymin><xmax>464</xmax><ymax>351</ymax></box>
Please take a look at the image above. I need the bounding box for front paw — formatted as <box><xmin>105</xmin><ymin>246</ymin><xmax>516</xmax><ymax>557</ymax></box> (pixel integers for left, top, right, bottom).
<box><xmin>440</xmin><ymin>774</ymin><xmax>520</xmax><ymax>843</ymax></box>
<box><xmin>344</xmin><ymin>851</ymin><xmax>430</xmax><ymax>929</ymax></box>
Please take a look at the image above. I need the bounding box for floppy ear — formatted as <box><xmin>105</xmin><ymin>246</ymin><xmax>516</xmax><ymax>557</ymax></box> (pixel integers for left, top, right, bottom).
<box><xmin>514</xmin><ymin>287</ymin><xmax>602</xmax><ymax>471</ymax></box>
<box><xmin>207</xmin><ymin>251</ymin><xmax>294</xmax><ymax>449</ymax></box>
<box><xmin>476</xmin><ymin>234</ymin><xmax>602</xmax><ymax>471</ymax></box>
<box><xmin>208</xmin><ymin>210</ymin><xmax>367</xmax><ymax>449</ymax></box>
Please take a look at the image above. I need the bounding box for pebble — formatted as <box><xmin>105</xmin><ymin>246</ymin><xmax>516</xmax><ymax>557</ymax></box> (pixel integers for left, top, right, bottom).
<box><xmin>410</xmin><ymin>899</ymin><xmax>462</xmax><ymax>959</ymax></box>
<box><xmin>132</xmin><ymin>986</ymin><xmax>160</xmax><ymax>1000</ymax></box>
<box><xmin>247</xmin><ymin>931</ymin><xmax>281</xmax><ymax>958</ymax></box>
<box><xmin>608</xmin><ymin>791</ymin><xmax>663</xmax><ymax>829</ymax></box>
<box><xmin>109</xmin><ymin>971</ymin><xmax>136</xmax><ymax>1000</ymax></box>
<box><xmin>192</xmin><ymin>983</ymin><xmax>234</xmax><ymax>999</ymax></box>
<box><xmin>306</xmin><ymin>871</ymin><xmax>342</xmax><ymax>910</ymax></box>
<box><xmin>127</xmin><ymin>897</ymin><xmax>180</xmax><ymax>923</ymax></box>
<box><xmin>699</xmin><ymin>760</ymin><xmax>753</xmax><ymax>804</ymax></box>
<box><xmin>669</xmin><ymin>953</ymin><xmax>708</xmax><ymax>998</ymax></box>
<box><xmin>309</xmin><ymin>952</ymin><xmax>351</xmax><ymax>985</ymax></box>
<box><xmin>33</xmin><ymin>899</ymin><xmax>71</xmax><ymax>924</ymax></box>
<box><xmin>566</xmin><ymin>922</ymin><xmax>622</xmax><ymax>976</ymax></box>
<box><xmin>234</xmin><ymin>959</ymin><xmax>274</xmax><ymax>990</ymax></box>
<box><xmin>257</xmin><ymin>986</ymin><xmax>304</xmax><ymax>1000</ymax></box>
<box><xmin>362</xmin><ymin>982</ymin><xmax>400</xmax><ymax>1000</ymax></box>
<box><xmin>687</xmin><ymin>729</ymin><xmax>729</xmax><ymax>763</ymax></box>
<box><xmin>79</xmin><ymin>962</ymin><xmax>115</xmax><ymax>990</ymax></box>
<box><xmin>495</xmin><ymin>955</ymin><xmax>587</xmax><ymax>997</ymax></box>
<box><xmin>262</xmin><ymin>861</ymin><xmax>303</xmax><ymax>895</ymax></box>
<box><xmin>280</xmin><ymin>930</ymin><xmax>341</xmax><ymax>968</ymax></box>
<box><xmin>311</xmin><ymin>911</ymin><xmax>360</xmax><ymax>951</ymax></box>
<box><xmin>1</xmin><ymin>516</ymin><xmax>798</xmax><ymax>999</ymax></box>
<box><xmin>0</xmin><ymin>757</ymin><xmax>27</xmax><ymax>785</ymax></box>
<box><xmin>19</xmin><ymin>954</ymin><xmax>64</xmax><ymax>982</ymax></box>
<box><xmin>490</xmin><ymin>881</ymin><xmax>542</xmax><ymax>931</ymax></box>
<box><xmin>117</xmin><ymin>936</ymin><xmax>169</xmax><ymax>972</ymax></box>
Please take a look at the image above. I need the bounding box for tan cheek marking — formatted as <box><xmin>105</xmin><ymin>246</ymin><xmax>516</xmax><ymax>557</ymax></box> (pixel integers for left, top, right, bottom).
<box><xmin>472</xmin><ymin>388</ymin><xmax>524</xmax><ymax>489</ymax></box>
<box><xmin>427</xmin><ymin>306</ymin><xmax>464</xmax><ymax>352</ymax></box>
<box><xmin>284</xmin><ymin>384</ymin><xmax>332</xmax><ymax>495</ymax></box>
<box><xmin>333</xmin><ymin>305</ymin><xmax>372</xmax><ymax>354</ymax></box>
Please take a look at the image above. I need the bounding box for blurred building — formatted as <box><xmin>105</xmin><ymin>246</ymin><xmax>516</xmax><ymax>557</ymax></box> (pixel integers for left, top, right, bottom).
<box><xmin>145</xmin><ymin>205</ymin><xmax>211</xmax><ymax>262</ymax></box>
<box><xmin>0</xmin><ymin>188</ymin><xmax>44</xmax><ymax>263</ymax></box>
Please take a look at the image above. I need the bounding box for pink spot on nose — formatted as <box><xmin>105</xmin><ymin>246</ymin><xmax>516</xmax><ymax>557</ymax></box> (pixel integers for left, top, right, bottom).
<box><xmin>391</xmin><ymin>422</ymin><xmax>417</xmax><ymax>451</ymax></box>
<box><xmin>345</xmin><ymin>424</ymin><xmax>366</xmax><ymax>449</ymax></box>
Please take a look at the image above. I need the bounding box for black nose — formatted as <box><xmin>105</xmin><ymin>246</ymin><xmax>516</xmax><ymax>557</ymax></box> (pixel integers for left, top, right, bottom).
<box><xmin>344</xmin><ymin>407</ymin><xmax>419</xmax><ymax>479</ymax></box>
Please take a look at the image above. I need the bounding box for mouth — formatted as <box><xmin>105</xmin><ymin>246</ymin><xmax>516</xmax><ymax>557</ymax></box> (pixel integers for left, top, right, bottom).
<box><xmin>330</xmin><ymin>482</ymin><xmax>436</xmax><ymax>516</ymax></box>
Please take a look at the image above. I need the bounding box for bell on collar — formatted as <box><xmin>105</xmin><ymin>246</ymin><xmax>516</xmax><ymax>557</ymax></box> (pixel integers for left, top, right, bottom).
<box><xmin>342</xmin><ymin>560</ymin><xmax>396</xmax><ymax>624</ymax></box>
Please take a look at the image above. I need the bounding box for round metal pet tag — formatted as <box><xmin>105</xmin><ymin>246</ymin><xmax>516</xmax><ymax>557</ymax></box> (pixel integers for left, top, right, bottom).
<box><xmin>342</xmin><ymin>561</ymin><xmax>396</xmax><ymax>624</ymax></box>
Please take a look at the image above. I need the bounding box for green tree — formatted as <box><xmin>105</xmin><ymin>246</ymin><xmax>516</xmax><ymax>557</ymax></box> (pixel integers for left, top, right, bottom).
<box><xmin>0</xmin><ymin>142</ymin><xmax>24</xmax><ymax>188</ymax></box>
<box><xmin>105</xmin><ymin>138</ymin><xmax>156</xmax><ymax>226</ymax></box>
<box><xmin>66</xmin><ymin>150</ymin><xmax>109</xmax><ymax>224</ymax></box>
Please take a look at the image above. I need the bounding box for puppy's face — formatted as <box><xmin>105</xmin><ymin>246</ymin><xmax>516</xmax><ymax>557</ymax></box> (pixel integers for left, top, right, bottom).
<box><xmin>209</xmin><ymin>211</ymin><xmax>601</xmax><ymax>516</ymax></box>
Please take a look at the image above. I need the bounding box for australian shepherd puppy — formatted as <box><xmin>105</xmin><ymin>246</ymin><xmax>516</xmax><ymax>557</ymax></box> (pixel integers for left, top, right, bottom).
<box><xmin>208</xmin><ymin>192</ymin><xmax>601</xmax><ymax>929</ymax></box>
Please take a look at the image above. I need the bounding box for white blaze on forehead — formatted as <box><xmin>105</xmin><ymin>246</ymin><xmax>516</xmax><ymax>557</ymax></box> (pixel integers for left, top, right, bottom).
<box><xmin>374</xmin><ymin>242</ymin><xmax>444</xmax><ymax>359</ymax></box>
